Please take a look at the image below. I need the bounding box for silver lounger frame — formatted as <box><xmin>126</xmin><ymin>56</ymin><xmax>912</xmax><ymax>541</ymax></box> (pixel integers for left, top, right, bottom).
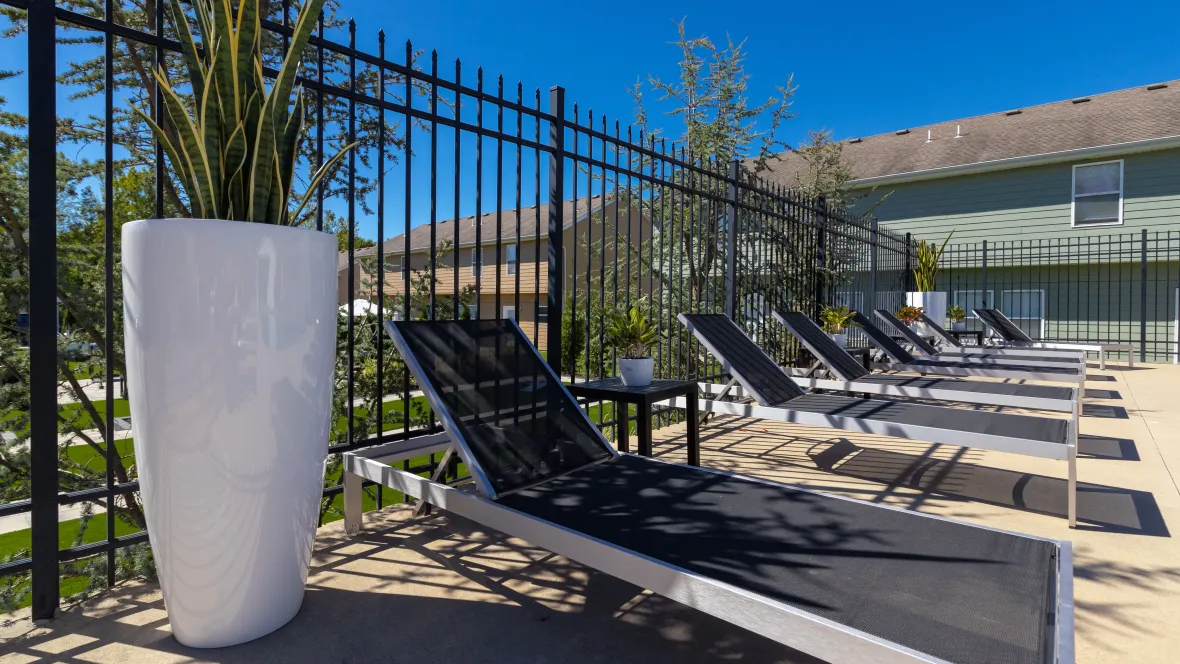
<box><xmin>975</xmin><ymin>308</ymin><xmax>1133</xmax><ymax>370</ymax></box>
<box><xmin>770</xmin><ymin>312</ymin><xmax>1080</xmax><ymax>415</ymax></box>
<box><xmin>343</xmin><ymin>439</ymin><xmax>1073</xmax><ymax>664</ymax></box>
<box><xmin>919</xmin><ymin>313</ymin><xmax>1089</xmax><ymax>361</ymax></box>
<box><xmin>875</xmin><ymin>311</ymin><xmax>1083</xmax><ymax>369</ymax></box>
<box><xmin>680</xmin><ymin>314</ymin><xmax>1079</xmax><ymax>526</ymax></box>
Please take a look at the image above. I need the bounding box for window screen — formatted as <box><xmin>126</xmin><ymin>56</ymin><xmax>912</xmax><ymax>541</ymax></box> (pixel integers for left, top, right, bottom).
<box><xmin>1073</xmin><ymin>161</ymin><xmax>1122</xmax><ymax>226</ymax></box>
<box><xmin>391</xmin><ymin>320</ymin><xmax>613</xmax><ymax>495</ymax></box>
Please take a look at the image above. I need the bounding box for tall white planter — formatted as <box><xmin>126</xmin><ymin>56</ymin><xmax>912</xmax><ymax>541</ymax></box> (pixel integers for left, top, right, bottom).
<box><xmin>907</xmin><ymin>291</ymin><xmax>947</xmax><ymax>335</ymax></box>
<box><xmin>122</xmin><ymin>219</ymin><xmax>337</xmax><ymax>648</ymax></box>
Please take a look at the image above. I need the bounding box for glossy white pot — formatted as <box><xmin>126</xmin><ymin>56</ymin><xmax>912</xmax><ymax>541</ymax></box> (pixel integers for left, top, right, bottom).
<box><xmin>828</xmin><ymin>332</ymin><xmax>847</xmax><ymax>348</ymax></box>
<box><xmin>907</xmin><ymin>291</ymin><xmax>947</xmax><ymax>335</ymax></box>
<box><xmin>122</xmin><ymin>219</ymin><xmax>336</xmax><ymax>648</ymax></box>
<box><xmin>618</xmin><ymin>357</ymin><xmax>654</xmax><ymax>387</ymax></box>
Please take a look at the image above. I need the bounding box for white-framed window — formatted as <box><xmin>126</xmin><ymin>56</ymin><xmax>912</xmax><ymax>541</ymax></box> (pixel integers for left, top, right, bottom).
<box><xmin>952</xmin><ymin>290</ymin><xmax>994</xmax><ymax>318</ymax></box>
<box><xmin>1072</xmin><ymin>160</ymin><xmax>1123</xmax><ymax>227</ymax></box>
<box><xmin>502</xmin><ymin>305</ymin><xmax>516</xmax><ymax>320</ymax></box>
<box><xmin>537</xmin><ymin>305</ymin><xmax>548</xmax><ymax>324</ymax></box>
<box><xmin>470</xmin><ymin>247</ymin><xmax>483</xmax><ymax>275</ymax></box>
<box><xmin>462</xmin><ymin>304</ymin><xmax>478</xmax><ymax>320</ymax></box>
<box><xmin>1000</xmin><ymin>289</ymin><xmax>1046</xmax><ymax>338</ymax></box>
<box><xmin>385</xmin><ymin>255</ymin><xmax>408</xmax><ymax>279</ymax></box>
<box><xmin>506</xmin><ymin>244</ymin><xmax>518</xmax><ymax>275</ymax></box>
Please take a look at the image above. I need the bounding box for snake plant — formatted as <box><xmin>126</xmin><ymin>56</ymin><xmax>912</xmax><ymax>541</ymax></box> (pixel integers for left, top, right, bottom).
<box><xmin>132</xmin><ymin>0</ymin><xmax>355</xmax><ymax>223</ymax></box>
<box><xmin>912</xmin><ymin>231</ymin><xmax>954</xmax><ymax>292</ymax></box>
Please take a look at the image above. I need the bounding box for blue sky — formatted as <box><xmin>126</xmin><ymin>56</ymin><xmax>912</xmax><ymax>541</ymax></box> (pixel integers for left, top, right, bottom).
<box><xmin>2</xmin><ymin>0</ymin><xmax>1178</xmax><ymax>242</ymax></box>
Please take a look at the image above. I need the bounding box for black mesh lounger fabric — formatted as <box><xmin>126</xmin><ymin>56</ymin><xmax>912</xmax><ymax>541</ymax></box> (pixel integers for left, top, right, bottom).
<box><xmin>907</xmin><ymin>358</ymin><xmax>1081</xmax><ymax>376</ymax></box>
<box><xmin>856</xmin><ymin>374</ymin><xmax>1075</xmax><ymax>401</ymax></box>
<box><xmin>773</xmin><ymin>311</ymin><xmax>871</xmax><ymax>381</ymax></box>
<box><xmin>875</xmin><ymin>309</ymin><xmax>943</xmax><ymax>356</ymax></box>
<box><xmin>852</xmin><ymin>311</ymin><xmax>917</xmax><ymax>362</ymax></box>
<box><xmin>499</xmin><ymin>454</ymin><xmax>1059</xmax><ymax>664</ymax></box>
<box><xmin>785</xmin><ymin>393</ymin><xmax>1069</xmax><ymax>443</ymax></box>
<box><xmin>391</xmin><ymin>320</ymin><xmax>614</xmax><ymax>494</ymax></box>
<box><xmin>975</xmin><ymin>308</ymin><xmax>1033</xmax><ymax>342</ymax></box>
<box><xmin>904</xmin><ymin>312</ymin><xmax>1081</xmax><ymax>364</ymax></box>
<box><xmin>680</xmin><ymin>314</ymin><xmax>806</xmax><ymax>406</ymax></box>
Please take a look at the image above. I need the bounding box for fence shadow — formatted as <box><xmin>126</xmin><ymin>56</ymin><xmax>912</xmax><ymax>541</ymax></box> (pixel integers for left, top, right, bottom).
<box><xmin>0</xmin><ymin>510</ymin><xmax>816</xmax><ymax>664</ymax></box>
<box><xmin>809</xmin><ymin>440</ymin><xmax>1167</xmax><ymax>536</ymax></box>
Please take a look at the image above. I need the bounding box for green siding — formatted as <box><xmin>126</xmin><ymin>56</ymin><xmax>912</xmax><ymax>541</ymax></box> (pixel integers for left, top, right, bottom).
<box><xmin>851</xmin><ymin>148</ymin><xmax>1180</xmax><ymax>243</ymax></box>
<box><xmin>939</xmin><ymin>264</ymin><xmax>1179</xmax><ymax>363</ymax></box>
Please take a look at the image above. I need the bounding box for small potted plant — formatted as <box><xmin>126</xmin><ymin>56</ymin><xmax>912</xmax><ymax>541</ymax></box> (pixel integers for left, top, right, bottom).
<box><xmin>606</xmin><ymin>303</ymin><xmax>660</xmax><ymax>386</ymax></box>
<box><xmin>948</xmin><ymin>305</ymin><xmax>967</xmax><ymax>331</ymax></box>
<box><xmin>895</xmin><ymin>305</ymin><xmax>924</xmax><ymax>328</ymax></box>
<box><xmin>819</xmin><ymin>305</ymin><xmax>855</xmax><ymax>347</ymax></box>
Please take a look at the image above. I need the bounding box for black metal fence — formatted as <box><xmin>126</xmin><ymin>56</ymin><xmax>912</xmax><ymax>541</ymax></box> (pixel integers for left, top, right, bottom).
<box><xmin>941</xmin><ymin>230</ymin><xmax>1180</xmax><ymax>363</ymax></box>
<box><xmin>0</xmin><ymin>0</ymin><xmax>906</xmax><ymax>619</ymax></box>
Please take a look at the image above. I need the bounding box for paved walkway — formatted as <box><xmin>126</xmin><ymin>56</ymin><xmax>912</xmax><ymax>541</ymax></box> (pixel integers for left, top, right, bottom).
<box><xmin>2</xmin><ymin>363</ymin><xmax>1177</xmax><ymax>663</ymax></box>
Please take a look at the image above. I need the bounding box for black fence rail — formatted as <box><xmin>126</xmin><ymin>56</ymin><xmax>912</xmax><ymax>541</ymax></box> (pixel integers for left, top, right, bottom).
<box><xmin>0</xmin><ymin>0</ymin><xmax>909</xmax><ymax>619</ymax></box>
<box><xmin>941</xmin><ymin>230</ymin><xmax>1180</xmax><ymax>363</ymax></box>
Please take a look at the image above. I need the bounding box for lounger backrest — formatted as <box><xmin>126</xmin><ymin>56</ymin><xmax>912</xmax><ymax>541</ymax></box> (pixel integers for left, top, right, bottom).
<box><xmin>678</xmin><ymin>313</ymin><xmax>805</xmax><ymax>407</ymax></box>
<box><xmin>772</xmin><ymin>311</ymin><xmax>871</xmax><ymax>381</ymax></box>
<box><xmin>918</xmin><ymin>313</ymin><xmax>961</xmax><ymax>347</ymax></box>
<box><xmin>986</xmin><ymin>308</ymin><xmax>1035</xmax><ymax>342</ymax></box>
<box><xmin>973</xmin><ymin>308</ymin><xmax>1013</xmax><ymax>341</ymax></box>
<box><xmin>873</xmin><ymin>309</ymin><xmax>941</xmax><ymax>357</ymax></box>
<box><xmin>387</xmin><ymin>319</ymin><xmax>615</xmax><ymax>497</ymax></box>
<box><xmin>850</xmin><ymin>311</ymin><xmax>917</xmax><ymax>363</ymax></box>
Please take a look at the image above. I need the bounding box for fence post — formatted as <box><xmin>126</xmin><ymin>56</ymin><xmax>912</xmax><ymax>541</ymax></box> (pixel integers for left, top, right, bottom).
<box><xmin>903</xmin><ymin>232</ymin><xmax>913</xmax><ymax>293</ymax></box>
<box><xmin>814</xmin><ymin>197</ymin><xmax>827</xmax><ymax>318</ymax></box>
<box><xmin>546</xmin><ymin>86</ymin><xmax>565</xmax><ymax>375</ymax></box>
<box><xmin>981</xmin><ymin>240</ymin><xmax>989</xmax><ymax>307</ymax></box>
<box><xmin>28</xmin><ymin>0</ymin><xmax>60</xmax><ymax>621</ymax></box>
<box><xmin>1141</xmin><ymin>229</ymin><xmax>1148</xmax><ymax>363</ymax></box>
<box><xmin>869</xmin><ymin>217</ymin><xmax>879</xmax><ymax>311</ymax></box>
<box><xmin>724</xmin><ymin>160</ymin><xmax>739</xmax><ymax>319</ymax></box>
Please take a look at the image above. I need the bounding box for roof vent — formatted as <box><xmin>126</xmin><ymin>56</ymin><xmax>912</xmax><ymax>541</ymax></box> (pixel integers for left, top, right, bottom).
<box><xmin>848</xmin><ymin>137</ymin><xmax>862</xmax><ymax>143</ymax></box>
<box><xmin>955</xmin><ymin>124</ymin><xmax>963</xmax><ymax>138</ymax></box>
<box><xmin>925</xmin><ymin>129</ymin><xmax>933</xmax><ymax>143</ymax></box>
<box><xmin>1071</xmin><ymin>97</ymin><xmax>1091</xmax><ymax>104</ymax></box>
<box><xmin>1147</xmin><ymin>83</ymin><xmax>1168</xmax><ymax>91</ymax></box>
<box><xmin>1005</xmin><ymin>109</ymin><xmax>1022</xmax><ymax>116</ymax></box>
<box><xmin>895</xmin><ymin>129</ymin><xmax>910</xmax><ymax>135</ymax></box>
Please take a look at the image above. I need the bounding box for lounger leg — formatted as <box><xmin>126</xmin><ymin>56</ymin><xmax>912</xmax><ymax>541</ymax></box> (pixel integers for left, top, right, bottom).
<box><xmin>415</xmin><ymin>448</ymin><xmax>457</xmax><ymax>517</ymax></box>
<box><xmin>1100</xmin><ymin>350</ymin><xmax>1106</xmax><ymax>371</ymax></box>
<box><xmin>344</xmin><ymin>464</ymin><xmax>363</xmax><ymax>537</ymax></box>
<box><xmin>1128</xmin><ymin>347</ymin><xmax>1134</xmax><ymax>369</ymax></box>
<box><xmin>1068</xmin><ymin>444</ymin><xmax>1078</xmax><ymax>529</ymax></box>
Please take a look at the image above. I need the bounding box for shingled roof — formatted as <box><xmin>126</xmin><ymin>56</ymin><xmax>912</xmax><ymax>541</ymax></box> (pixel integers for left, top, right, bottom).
<box><xmin>763</xmin><ymin>80</ymin><xmax>1180</xmax><ymax>187</ymax></box>
<box><xmin>352</xmin><ymin>194</ymin><xmax>605</xmax><ymax>259</ymax></box>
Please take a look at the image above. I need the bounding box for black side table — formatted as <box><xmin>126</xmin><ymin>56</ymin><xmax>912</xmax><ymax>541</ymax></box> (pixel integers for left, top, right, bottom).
<box><xmin>949</xmin><ymin>329</ymin><xmax>985</xmax><ymax>346</ymax></box>
<box><xmin>565</xmin><ymin>378</ymin><xmax>700</xmax><ymax>466</ymax></box>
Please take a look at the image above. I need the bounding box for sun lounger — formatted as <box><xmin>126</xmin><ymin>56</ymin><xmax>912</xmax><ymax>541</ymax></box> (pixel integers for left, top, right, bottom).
<box><xmin>772</xmin><ymin>310</ymin><xmax>1079</xmax><ymax>416</ymax></box>
<box><xmin>679</xmin><ymin>313</ymin><xmax>1079</xmax><ymax>526</ymax></box>
<box><xmin>852</xmin><ymin>312</ymin><xmax>1086</xmax><ymax>384</ymax></box>
<box><xmin>874</xmin><ymin>309</ymin><xmax>1083</xmax><ymax>368</ymax></box>
<box><xmin>975</xmin><ymin>308</ymin><xmax>1133</xmax><ymax>370</ymax></box>
<box><xmin>918</xmin><ymin>313</ymin><xmax>1089</xmax><ymax>361</ymax></box>
<box><xmin>342</xmin><ymin>318</ymin><xmax>1073</xmax><ymax>664</ymax></box>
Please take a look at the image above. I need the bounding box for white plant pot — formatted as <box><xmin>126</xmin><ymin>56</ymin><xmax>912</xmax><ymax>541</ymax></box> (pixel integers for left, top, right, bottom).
<box><xmin>122</xmin><ymin>219</ymin><xmax>337</xmax><ymax>648</ymax></box>
<box><xmin>906</xmin><ymin>291</ymin><xmax>947</xmax><ymax>335</ymax></box>
<box><xmin>618</xmin><ymin>357</ymin><xmax>655</xmax><ymax>387</ymax></box>
<box><xmin>828</xmin><ymin>332</ymin><xmax>847</xmax><ymax>348</ymax></box>
<box><xmin>951</xmin><ymin>321</ymin><xmax>967</xmax><ymax>331</ymax></box>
